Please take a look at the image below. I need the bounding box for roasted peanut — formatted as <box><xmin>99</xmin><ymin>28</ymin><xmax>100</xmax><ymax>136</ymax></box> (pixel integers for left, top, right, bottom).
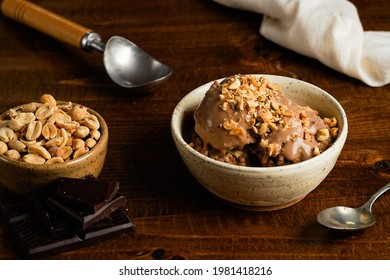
<box><xmin>56</xmin><ymin>119</ymin><xmax>78</xmax><ymax>130</ymax></box>
<box><xmin>222</xmin><ymin>120</ymin><xmax>237</xmax><ymax>130</ymax></box>
<box><xmin>23</xmin><ymin>153</ymin><xmax>45</xmax><ymax>164</ymax></box>
<box><xmin>28</xmin><ymin>144</ymin><xmax>51</xmax><ymax>160</ymax></box>
<box><xmin>90</xmin><ymin>129</ymin><xmax>101</xmax><ymax>140</ymax></box>
<box><xmin>61</xmin><ymin>146</ymin><xmax>73</xmax><ymax>160</ymax></box>
<box><xmin>45</xmin><ymin>157</ymin><xmax>64</xmax><ymax>164</ymax></box>
<box><xmin>40</xmin><ymin>94</ymin><xmax>57</xmax><ymax>106</ymax></box>
<box><xmin>35</xmin><ymin>104</ymin><xmax>56</xmax><ymax>120</ymax></box>
<box><xmin>228</xmin><ymin>78</ymin><xmax>241</xmax><ymax>90</ymax></box>
<box><xmin>85</xmin><ymin>138</ymin><xmax>97</xmax><ymax>149</ymax></box>
<box><xmin>0</xmin><ymin>141</ymin><xmax>8</xmax><ymax>155</ymax></box>
<box><xmin>15</xmin><ymin>112</ymin><xmax>35</xmax><ymax>125</ymax></box>
<box><xmin>43</xmin><ymin>137</ymin><xmax>63</xmax><ymax>148</ymax></box>
<box><xmin>58</xmin><ymin>128</ymin><xmax>68</xmax><ymax>147</ymax></box>
<box><xmin>21</xmin><ymin>102</ymin><xmax>39</xmax><ymax>113</ymax></box>
<box><xmin>329</xmin><ymin>127</ymin><xmax>339</xmax><ymax>138</ymax></box>
<box><xmin>0</xmin><ymin>127</ymin><xmax>14</xmax><ymax>143</ymax></box>
<box><xmin>47</xmin><ymin>110</ymin><xmax>70</xmax><ymax>124</ymax></box>
<box><xmin>324</xmin><ymin>117</ymin><xmax>337</xmax><ymax>128</ymax></box>
<box><xmin>73</xmin><ymin>146</ymin><xmax>89</xmax><ymax>159</ymax></box>
<box><xmin>25</xmin><ymin>121</ymin><xmax>43</xmax><ymax>141</ymax></box>
<box><xmin>316</xmin><ymin>128</ymin><xmax>330</xmax><ymax>142</ymax></box>
<box><xmin>82</xmin><ymin>115</ymin><xmax>100</xmax><ymax>130</ymax></box>
<box><xmin>57</xmin><ymin>101</ymin><xmax>72</xmax><ymax>112</ymax></box>
<box><xmin>8</xmin><ymin>139</ymin><xmax>26</xmax><ymax>153</ymax></box>
<box><xmin>5</xmin><ymin>149</ymin><xmax>21</xmax><ymax>160</ymax></box>
<box><xmin>7</xmin><ymin>119</ymin><xmax>24</xmax><ymax>131</ymax></box>
<box><xmin>42</xmin><ymin>123</ymin><xmax>58</xmax><ymax>139</ymax></box>
<box><xmin>68</xmin><ymin>105</ymin><xmax>90</xmax><ymax>121</ymax></box>
<box><xmin>74</xmin><ymin>126</ymin><xmax>90</xmax><ymax>139</ymax></box>
<box><xmin>72</xmin><ymin>138</ymin><xmax>85</xmax><ymax>150</ymax></box>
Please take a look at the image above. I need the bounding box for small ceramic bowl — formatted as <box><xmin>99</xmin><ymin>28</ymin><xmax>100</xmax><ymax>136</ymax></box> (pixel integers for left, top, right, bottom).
<box><xmin>171</xmin><ymin>75</ymin><xmax>348</xmax><ymax>211</ymax></box>
<box><xmin>0</xmin><ymin>104</ymin><xmax>108</xmax><ymax>197</ymax></box>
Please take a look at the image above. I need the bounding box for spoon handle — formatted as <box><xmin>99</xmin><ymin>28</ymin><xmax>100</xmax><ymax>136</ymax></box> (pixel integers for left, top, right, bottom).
<box><xmin>1</xmin><ymin>0</ymin><xmax>91</xmax><ymax>49</ymax></box>
<box><xmin>363</xmin><ymin>182</ymin><xmax>390</xmax><ymax>211</ymax></box>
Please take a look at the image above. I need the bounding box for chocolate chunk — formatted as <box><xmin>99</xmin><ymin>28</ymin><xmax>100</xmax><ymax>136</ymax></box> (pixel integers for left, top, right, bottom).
<box><xmin>47</xmin><ymin>194</ymin><xmax>127</xmax><ymax>230</ymax></box>
<box><xmin>0</xmin><ymin>202</ymin><xmax>34</xmax><ymax>223</ymax></box>
<box><xmin>32</xmin><ymin>198</ymin><xmax>75</xmax><ymax>238</ymax></box>
<box><xmin>53</xmin><ymin>177</ymin><xmax>120</xmax><ymax>213</ymax></box>
<box><xmin>8</xmin><ymin>217</ymin><xmax>82</xmax><ymax>259</ymax></box>
<box><xmin>78</xmin><ymin>209</ymin><xmax>134</xmax><ymax>241</ymax></box>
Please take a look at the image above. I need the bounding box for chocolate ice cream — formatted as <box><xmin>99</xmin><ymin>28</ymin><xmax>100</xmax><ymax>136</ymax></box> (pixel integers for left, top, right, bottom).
<box><xmin>190</xmin><ymin>75</ymin><xmax>339</xmax><ymax>166</ymax></box>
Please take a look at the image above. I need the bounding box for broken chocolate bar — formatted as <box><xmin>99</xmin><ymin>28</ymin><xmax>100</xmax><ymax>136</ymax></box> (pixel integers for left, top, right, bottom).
<box><xmin>46</xmin><ymin>194</ymin><xmax>127</xmax><ymax>230</ymax></box>
<box><xmin>1</xmin><ymin>203</ymin><xmax>134</xmax><ymax>259</ymax></box>
<box><xmin>0</xmin><ymin>176</ymin><xmax>135</xmax><ymax>259</ymax></box>
<box><xmin>53</xmin><ymin>177</ymin><xmax>120</xmax><ymax>213</ymax></box>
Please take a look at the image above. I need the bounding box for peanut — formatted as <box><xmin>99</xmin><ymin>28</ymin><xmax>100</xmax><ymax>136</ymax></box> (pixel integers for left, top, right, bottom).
<box><xmin>0</xmin><ymin>141</ymin><xmax>8</xmax><ymax>155</ymax></box>
<box><xmin>25</xmin><ymin>121</ymin><xmax>43</xmax><ymax>141</ymax></box>
<box><xmin>23</xmin><ymin>153</ymin><xmax>45</xmax><ymax>164</ymax></box>
<box><xmin>316</xmin><ymin>128</ymin><xmax>330</xmax><ymax>142</ymax></box>
<box><xmin>35</xmin><ymin>104</ymin><xmax>56</xmax><ymax>120</ymax></box>
<box><xmin>0</xmin><ymin>127</ymin><xmax>14</xmax><ymax>143</ymax></box>
<box><xmin>42</xmin><ymin>123</ymin><xmax>58</xmax><ymax>140</ymax></box>
<box><xmin>40</xmin><ymin>94</ymin><xmax>57</xmax><ymax>106</ymax></box>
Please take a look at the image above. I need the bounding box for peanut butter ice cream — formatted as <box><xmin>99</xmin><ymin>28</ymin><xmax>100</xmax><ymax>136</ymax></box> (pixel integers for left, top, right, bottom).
<box><xmin>190</xmin><ymin>75</ymin><xmax>339</xmax><ymax>166</ymax></box>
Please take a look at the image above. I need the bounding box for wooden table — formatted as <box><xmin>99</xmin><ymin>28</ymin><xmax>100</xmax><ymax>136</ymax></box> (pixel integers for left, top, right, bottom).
<box><xmin>0</xmin><ymin>0</ymin><xmax>389</xmax><ymax>260</ymax></box>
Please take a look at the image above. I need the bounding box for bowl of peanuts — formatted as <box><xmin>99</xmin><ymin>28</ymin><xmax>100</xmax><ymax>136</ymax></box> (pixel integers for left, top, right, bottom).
<box><xmin>171</xmin><ymin>75</ymin><xmax>348</xmax><ymax>211</ymax></box>
<box><xmin>0</xmin><ymin>94</ymin><xmax>108</xmax><ymax>197</ymax></box>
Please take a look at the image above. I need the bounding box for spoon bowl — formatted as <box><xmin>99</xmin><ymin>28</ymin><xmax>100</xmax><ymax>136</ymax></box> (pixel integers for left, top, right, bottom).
<box><xmin>103</xmin><ymin>36</ymin><xmax>172</xmax><ymax>92</ymax></box>
<box><xmin>317</xmin><ymin>183</ymin><xmax>390</xmax><ymax>231</ymax></box>
<box><xmin>317</xmin><ymin>206</ymin><xmax>375</xmax><ymax>231</ymax></box>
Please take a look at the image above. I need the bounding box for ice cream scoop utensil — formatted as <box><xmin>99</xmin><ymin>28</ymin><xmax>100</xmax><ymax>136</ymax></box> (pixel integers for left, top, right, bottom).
<box><xmin>1</xmin><ymin>0</ymin><xmax>172</xmax><ymax>92</ymax></box>
<box><xmin>317</xmin><ymin>183</ymin><xmax>390</xmax><ymax>231</ymax></box>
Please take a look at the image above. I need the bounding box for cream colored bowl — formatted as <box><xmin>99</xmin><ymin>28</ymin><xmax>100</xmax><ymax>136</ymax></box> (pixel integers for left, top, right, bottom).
<box><xmin>171</xmin><ymin>75</ymin><xmax>348</xmax><ymax>211</ymax></box>
<box><xmin>0</xmin><ymin>105</ymin><xmax>108</xmax><ymax>197</ymax></box>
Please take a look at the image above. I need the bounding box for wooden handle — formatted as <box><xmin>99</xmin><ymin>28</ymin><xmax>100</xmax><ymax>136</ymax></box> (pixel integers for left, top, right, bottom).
<box><xmin>1</xmin><ymin>0</ymin><xmax>91</xmax><ymax>49</ymax></box>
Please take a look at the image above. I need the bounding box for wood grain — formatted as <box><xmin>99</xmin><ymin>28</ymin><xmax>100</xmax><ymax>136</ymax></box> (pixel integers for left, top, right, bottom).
<box><xmin>0</xmin><ymin>0</ymin><xmax>389</xmax><ymax>260</ymax></box>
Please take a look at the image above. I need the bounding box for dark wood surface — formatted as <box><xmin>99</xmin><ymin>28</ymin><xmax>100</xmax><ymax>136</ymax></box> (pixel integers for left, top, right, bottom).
<box><xmin>0</xmin><ymin>0</ymin><xmax>389</xmax><ymax>260</ymax></box>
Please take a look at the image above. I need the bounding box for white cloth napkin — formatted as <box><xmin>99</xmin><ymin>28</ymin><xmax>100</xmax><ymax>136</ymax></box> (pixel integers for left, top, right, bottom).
<box><xmin>213</xmin><ymin>0</ymin><xmax>390</xmax><ymax>87</ymax></box>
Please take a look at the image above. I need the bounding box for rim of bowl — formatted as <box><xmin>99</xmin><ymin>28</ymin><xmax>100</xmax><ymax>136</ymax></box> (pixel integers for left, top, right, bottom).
<box><xmin>0</xmin><ymin>103</ymin><xmax>108</xmax><ymax>169</ymax></box>
<box><xmin>171</xmin><ymin>74</ymin><xmax>348</xmax><ymax>173</ymax></box>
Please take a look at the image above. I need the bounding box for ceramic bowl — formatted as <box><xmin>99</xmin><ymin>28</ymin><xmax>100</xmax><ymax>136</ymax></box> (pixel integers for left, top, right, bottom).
<box><xmin>171</xmin><ymin>75</ymin><xmax>348</xmax><ymax>211</ymax></box>
<box><xmin>0</xmin><ymin>104</ymin><xmax>108</xmax><ymax>197</ymax></box>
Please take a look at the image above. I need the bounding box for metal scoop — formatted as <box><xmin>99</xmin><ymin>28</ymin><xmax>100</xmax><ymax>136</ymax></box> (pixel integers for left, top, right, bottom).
<box><xmin>1</xmin><ymin>0</ymin><xmax>172</xmax><ymax>92</ymax></box>
<box><xmin>317</xmin><ymin>183</ymin><xmax>390</xmax><ymax>231</ymax></box>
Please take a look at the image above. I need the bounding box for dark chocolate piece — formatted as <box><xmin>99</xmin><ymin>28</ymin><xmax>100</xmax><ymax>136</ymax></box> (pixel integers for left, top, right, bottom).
<box><xmin>47</xmin><ymin>195</ymin><xmax>127</xmax><ymax>230</ymax></box>
<box><xmin>32</xmin><ymin>198</ymin><xmax>53</xmax><ymax>231</ymax></box>
<box><xmin>0</xmin><ymin>202</ymin><xmax>34</xmax><ymax>223</ymax></box>
<box><xmin>53</xmin><ymin>177</ymin><xmax>119</xmax><ymax>213</ymax></box>
<box><xmin>78</xmin><ymin>209</ymin><xmax>135</xmax><ymax>241</ymax></box>
<box><xmin>32</xmin><ymin>198</ymin><xmax>75</xmax><ymax>238</ymax></box>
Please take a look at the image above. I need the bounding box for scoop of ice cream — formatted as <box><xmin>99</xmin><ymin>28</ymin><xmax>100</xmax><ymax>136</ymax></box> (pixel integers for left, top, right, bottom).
<box><xmin>192</xmin><ymin>75</ymin><xmax>338</xmax><ymax>166</ymax></box>
<box><xmin>194</xmin><ymin>80</ymin><xmax>256</xmax><ymax>150</ymax></box>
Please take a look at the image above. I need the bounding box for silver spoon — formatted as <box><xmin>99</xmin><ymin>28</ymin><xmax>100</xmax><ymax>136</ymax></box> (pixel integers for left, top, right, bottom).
<box><xmin>317</xmin><ymin>183</ymin><xmax>390</xmax><ymax>231</ymax></box>
<box><xmin>1</xmin><ymin>0</ymin><xmax>172</xmax><ymax>92</ymax></box>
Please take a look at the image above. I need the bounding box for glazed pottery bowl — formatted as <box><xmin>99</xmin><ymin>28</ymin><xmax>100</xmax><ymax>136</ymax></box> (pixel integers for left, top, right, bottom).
<box><xmin>171</xmin><ymin>75</ymin><xmax>348</xmax><ymax>211</ymax></box>
<box><xmin>0</xmin><ymin>104</ymin><xmax>108</xmax><ymax>197</ymax></box>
